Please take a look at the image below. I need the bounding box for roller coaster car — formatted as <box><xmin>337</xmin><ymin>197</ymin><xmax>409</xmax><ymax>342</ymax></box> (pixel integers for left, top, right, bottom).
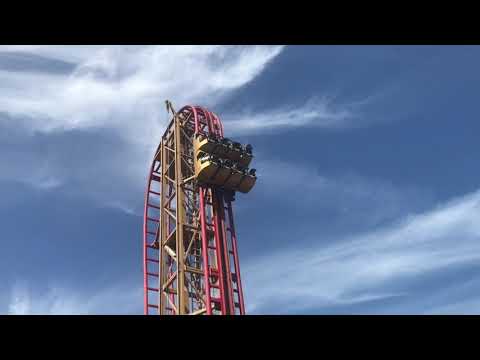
<box><xmin>195</xmin><ymin>153</ymin><xmax>231</xmax><ymax>186</ymax></box>
<box><xmin>224</xmin><ymin>168</ymin><xmax>257</xmax><ymax>194</ymax></box>
<box><xmin>237</xmin><ymin>169</ymin><xmax>256</xmax><ymax>194</ymax></box>
<box><xmin>194</xmin><ymin>152</ymin><xmax>257</xmax><ymax>193</ymax></box>
<box><xmin>237</xmin><ymin>173</ymin><xmax>256</xmax><ymax>194</ymax></box>
<box><xmin>194</xmin><ymin>134</ymin><xmax>253</xmax><ymax>168</ymax></box>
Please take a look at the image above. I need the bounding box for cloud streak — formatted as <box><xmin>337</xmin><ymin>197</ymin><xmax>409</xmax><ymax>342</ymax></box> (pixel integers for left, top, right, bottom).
<box><xmin>0</xmin><ymin>46</ymin><xmax>374</xmax><ymax>214</ymax></box>
<box><xmin>242</xmin><ymin>188</ymin><xmax>480</xmax><ymax>314</ymax></box>
<box><xmin>249</xmin><ymin>158</ymin><xmax>433</xmax><ymax>230</ymax></box>
<box><xmin>225</xmin><ymin>95</ymin><xmax>372</xmax><ymax>136</ymax></box>
<box><xmin>0</xmin><ymin>45</ymin><xmax>284</xmax><ymax>211</ymax></box>
<box><xmin>0</xmin><ymin>46</ymin><xmax>284</xmax><ymax>144</ymax></box>
<box><xmin>7</xmin><ymin>280</ymin><xmax>141</xmax><ymax>315</ymax></box>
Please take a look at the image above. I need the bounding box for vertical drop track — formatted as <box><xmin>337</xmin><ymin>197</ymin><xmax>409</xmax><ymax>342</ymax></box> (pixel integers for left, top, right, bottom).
<box><xmin>143</xmin><ymin>105</ymin><xmax>245</xmax><ymax>315</ymax></box>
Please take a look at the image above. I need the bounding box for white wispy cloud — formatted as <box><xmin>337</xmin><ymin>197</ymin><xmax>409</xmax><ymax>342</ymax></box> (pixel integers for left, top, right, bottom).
<box><xmin>0</xmin><ymin>145</ymin><xmax>64</xmax><ymax>191</ymax></box>
<box><xmin>7</xmin><ymin>280</ymin><xmax>141</xmax><ymax>315</ymax></box>
<box><xmin>0</xmin><ymin>45</ymin><xmax>106</xmax><ymax>63</ymax></box>
<box><xmin>0</xmin><ymin>46</ymin><xmax>375</xmax><ymax>213</ymax></box>
<box><xmin>0</xmin><ymin>45</ymin><xmax>284</xmax><ymax>146</ymax></box>
<box><xmin>248</xmin><ymin>158</ymin><xmax>433</xmax><ymax>228</ymax></box>
<box><xmin>0</xmin><ymin>45</ymin><xmax>284</xmax><ymax>211</ymax></box>
<box><xmin>8</xmin><ymin>184</ymin><xmax>480</xmax><ymax>315</ymax></box>
<box><xmin>426</xmin><ymin>298</ymin><xmax>480</xmax><ymax>314</ymax></box>
<box><xmin>242</xmin><ymin>188</ymin><xmax>480</xmax><ymax>314</ymax></box>
<box><xmin>226</xmin><ymin>95</ymin><xmax>372</xmax><ymax>136</ymax></box>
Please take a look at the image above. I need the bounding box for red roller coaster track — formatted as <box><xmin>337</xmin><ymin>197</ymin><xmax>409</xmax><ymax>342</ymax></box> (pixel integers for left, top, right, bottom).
<box><xmin>143</xmin><ymin>105</ymin><xmax>246</xmax><ymax>315</ymax></box>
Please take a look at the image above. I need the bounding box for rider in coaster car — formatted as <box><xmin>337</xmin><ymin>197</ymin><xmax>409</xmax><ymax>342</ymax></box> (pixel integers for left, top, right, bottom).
<box><xmin>232</xmin><ymin>162</ymin><xmax>245</xmax><ymax>172</ymax></box>
<box><xmin>199</xmin><ymin>153</ymin><xmax>219</xmax><ymax>164</ymax></box>
<box><xmin>232</xmin><ymin>141</ymin><xmax>242</xmax><ymax>152</ymax></box>
<box><xmin>223</xmin><ymin>159</ymin><xmax>234</xmax><ymax>168</ymax></box>
<box><xmin>207</xmin><ymin>133</ymin><xmax>219</xmax><ymax>142</ymax></box>
<box><xmin>220</xmin><ymin>137</ymin><xmax>233</xmax><ymax>149</ymax></box>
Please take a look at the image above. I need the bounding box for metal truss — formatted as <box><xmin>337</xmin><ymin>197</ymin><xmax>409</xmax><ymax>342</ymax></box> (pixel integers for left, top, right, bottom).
<box><xmin>143</xmin><ymin>105</ymin><xmax>245</xmax><ymax>315</ymax></box>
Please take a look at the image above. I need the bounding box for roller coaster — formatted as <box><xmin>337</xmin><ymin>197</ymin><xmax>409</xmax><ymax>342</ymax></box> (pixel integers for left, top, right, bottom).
<box><xmin>143</xmin><ymin>102</ymin><xmax>256</xmax><ymax>315</ymax></box>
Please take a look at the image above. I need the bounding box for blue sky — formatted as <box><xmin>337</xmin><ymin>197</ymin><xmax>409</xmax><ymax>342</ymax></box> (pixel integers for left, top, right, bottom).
<box><xmin>1</xmin><ymin>45</ymin><xmax>480</xmax><ymax>314</ymax></box>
